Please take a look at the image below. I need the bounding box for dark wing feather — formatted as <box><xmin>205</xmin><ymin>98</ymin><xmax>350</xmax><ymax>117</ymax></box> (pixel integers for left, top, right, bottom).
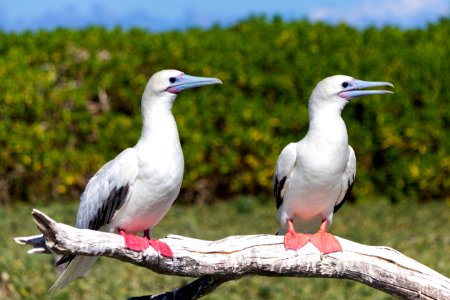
<box><xmin>334</xmin><ymin>175</ymin><xmax>355</xmax><ymax>213</ymax></box>
<box><xmin>274</xmin><ymin>176</ymin><xmax>287</xmax><ymax>209</ymax></box>
<box><xmin>56</xmin><ymin>148</ymin><xmax>138</xmax><ymax>267</ymax></box>
<box><xmin>56</xmin><ymin>185</ymin><xmax>130</xmax><ymax>266</ymax></box>
<box><xmin>88</xmin><ymin>185</ymin><xmax>129</xmax><ymax>230</ymax></box>
<box><xmin>55</xmin><ymin>254</ymin><xmax>75</xmax><ymax>266</ymax></box>
<box><xmin>273</xmin><ymin>143</ymin><xmax>297</xmax><ymax>210</ymax></box>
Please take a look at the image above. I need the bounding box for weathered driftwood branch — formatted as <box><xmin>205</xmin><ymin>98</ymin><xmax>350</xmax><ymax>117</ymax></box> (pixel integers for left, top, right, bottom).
<box><xmin>15</xmin><ymin>209</ymin><xmax>450</xmax><ymax>300</ymax></box>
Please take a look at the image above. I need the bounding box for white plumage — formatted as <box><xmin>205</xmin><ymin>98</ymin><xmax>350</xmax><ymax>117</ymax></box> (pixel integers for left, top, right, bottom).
<box><xmin>50</xmin><ymin>69</ymin><xmax>221</xmax><ymax>291</ymax></box>
<box><xmin>274</xmin><ymin>75</ymin><xmax>393</xmax><ymax>253</ymax></box>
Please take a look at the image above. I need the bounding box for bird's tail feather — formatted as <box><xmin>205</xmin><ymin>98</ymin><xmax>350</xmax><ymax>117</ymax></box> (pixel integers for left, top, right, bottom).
<box><xmin>48</xmin><ymin>256</ymin><xmax>98</xmax><ymax>293</ymax></box>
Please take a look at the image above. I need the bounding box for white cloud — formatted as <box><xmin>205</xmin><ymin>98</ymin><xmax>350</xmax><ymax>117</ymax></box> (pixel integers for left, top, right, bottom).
<box><xmin>310</xmin><ymin>0</ymin><xmax>448</xmax><ymax>27</ymax></box>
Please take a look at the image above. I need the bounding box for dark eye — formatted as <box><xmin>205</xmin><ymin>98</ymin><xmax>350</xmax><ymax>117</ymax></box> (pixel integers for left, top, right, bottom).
<box><xmin>169</xmin><ymin>77</ymin><xmax>177</xmax><ymax>84</ymax></box>
<box><xmin>342</xmin><ymin>82</ymin><xmax>349</xmax><ymax>88</ymax></box>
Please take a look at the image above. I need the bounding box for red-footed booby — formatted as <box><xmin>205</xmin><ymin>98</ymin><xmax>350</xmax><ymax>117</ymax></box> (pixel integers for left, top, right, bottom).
<box><xmin>50</xmin><ymin>70</ymin><xmax>221</xmax><ymax>292</ymax></box>
<box><xmin>274</xmin><ymin>75</ymin><xmax>393</xmax><ymax>254</ymax></box>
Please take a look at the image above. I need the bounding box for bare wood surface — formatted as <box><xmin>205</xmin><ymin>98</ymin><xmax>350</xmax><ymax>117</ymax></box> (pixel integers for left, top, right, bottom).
<box><xmin>15</xmin><ymin>209</ymin><xmax>450</xmax><ymax>300</ymax></box>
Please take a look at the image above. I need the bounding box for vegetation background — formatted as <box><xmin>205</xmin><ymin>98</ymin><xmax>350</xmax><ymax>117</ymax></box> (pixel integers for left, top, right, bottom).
<box><xmin>1</xmin><ymin>16</ymin><xmax>449</xmax><ymax>299</ymax></box>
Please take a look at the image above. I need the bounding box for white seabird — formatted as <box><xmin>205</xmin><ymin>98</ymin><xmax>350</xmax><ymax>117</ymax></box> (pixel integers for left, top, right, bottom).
<box><xmin>274</xmin><ymin>75</ymin><xmax>393</xmax><ymax>254</ymax></box>
<box><xmin>50</xmin><ymin>70</ymin><xmax>221</xmax><ymax>291</ymax></box>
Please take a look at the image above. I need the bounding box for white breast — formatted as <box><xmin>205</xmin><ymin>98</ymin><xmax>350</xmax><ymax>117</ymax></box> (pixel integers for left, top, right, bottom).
<box><xmin>280</xmin><ymin>117</ymin><xmax>349</xmax><ymax>233</ymax></box>
<box><xmin>110</xmin><ymin>125</ymin><xmax>184</xmax><ymax>233</ymax></box>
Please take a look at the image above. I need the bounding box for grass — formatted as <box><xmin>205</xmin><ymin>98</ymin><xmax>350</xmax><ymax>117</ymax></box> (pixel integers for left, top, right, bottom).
<box><xmin>2</xmin><ymin>196</ymin><xmax>449</xmax><ymax>299</ymax></box>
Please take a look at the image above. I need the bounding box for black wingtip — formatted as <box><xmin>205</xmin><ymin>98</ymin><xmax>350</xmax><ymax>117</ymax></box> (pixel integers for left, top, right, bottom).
<box><xmin>56</xmin><ymin>254</ymin><xmax>75</xmax><ymax>266</ymax></box>
<box><xmin>275</xmin><ymin>176</ymin><xmax>287</xmax><ymax>209</ymax></box>
<box><xmin>334</xmin><ymin>177</ymin><xmax>355</xmax><ymax>213</ymax></box>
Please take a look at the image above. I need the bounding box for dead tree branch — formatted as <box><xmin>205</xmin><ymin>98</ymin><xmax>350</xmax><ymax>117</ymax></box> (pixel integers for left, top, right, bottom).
<box><xmin>15</xmin><ymin>209</ymin><xmax>450</xmax><ymax>300</ymax></box>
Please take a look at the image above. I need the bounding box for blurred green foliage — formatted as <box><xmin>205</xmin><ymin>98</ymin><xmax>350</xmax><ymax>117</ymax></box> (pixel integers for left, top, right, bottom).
<box><xmin>0</xmin><ymin>17</ymin><xmax>449</xmax><ymax>204</ymax></box>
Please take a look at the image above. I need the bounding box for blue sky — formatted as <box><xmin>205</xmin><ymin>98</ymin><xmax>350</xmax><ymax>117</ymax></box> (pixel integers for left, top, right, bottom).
<box><xmin>0</xmin><ymin>0</ymin><xmax>448</xmax><ymax>32</ymax></box>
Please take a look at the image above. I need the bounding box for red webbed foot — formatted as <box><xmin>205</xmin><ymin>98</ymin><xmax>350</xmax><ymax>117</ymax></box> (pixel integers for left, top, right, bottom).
<box><xmin>119</xmin><ymin>228</ymin><xmax>149</xmax><ymax>252</ymax></box>
<box><xmin>119</xmin><ymin>228</ymin><xmax>173</xmax><ymax>257</ymax></box>
<box><xmin>284</xmin><ymin>231</ymin><xmax>310</xmax><ymax>250</ymax></box>
<box><xmin>144</xmin><ymin>229</ymin><xmax>174</xmax><ymax>258</ymax></box>
<box><xmin>309</xmin><ymin>220</ymin><xmax>342</xmax><ymax>254</ymax></box>
<box><xmin>148</xmin><ymin>239</ymin><xmax>173</xmax><ymax>258</ymax></box>
<box><xmin>283</xmin><ymin>219</ymin><xmax>310</xmax><ymax>251</ymax></box>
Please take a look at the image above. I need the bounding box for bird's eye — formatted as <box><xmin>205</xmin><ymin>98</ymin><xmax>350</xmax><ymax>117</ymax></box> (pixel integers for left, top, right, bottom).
<box><xmin>169</xmin><ymin>77</ymin><xmax>177</xmax><ymax>84</ymax></box>
<box><xmin>342</xmin><ymin>82</ymin><xmax>349</xmax><ymax>88</ymax></box>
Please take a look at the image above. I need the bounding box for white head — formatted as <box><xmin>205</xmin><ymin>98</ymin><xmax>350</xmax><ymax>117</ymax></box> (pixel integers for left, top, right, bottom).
<box><xmin>143</xmin><ymin>69</ymin><xmax>222</xmax><ymax>107</ymax></box>
<box><xmin>138</xmin><ymin>69</ymin><xmax>222</xmax><ymax>139</ymax></box>
<box><xmin>309</xmin><ymin>75</ymin><xmax>394</xmax><ymax>118</ymax></box>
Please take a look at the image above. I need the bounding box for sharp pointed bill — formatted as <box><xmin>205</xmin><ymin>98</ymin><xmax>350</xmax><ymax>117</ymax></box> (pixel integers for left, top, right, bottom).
<box><xmin>338</xmin><ymin>79</ymin><xmax>394</xmax><ymax>100</ymax></box>
<box><xmin>275</xmin><ymin>75</ymin><xmax>393</xmax><ymax>255</ymax></box>
<box><xmin>50</xmin><ymin>69</ymin><xmax>221</xmax><ymax>292</ymax></box>
<box><xmin>166</xmin><ymin>73</ymin><xmax>222</xmax><ymax>94</ymax></box>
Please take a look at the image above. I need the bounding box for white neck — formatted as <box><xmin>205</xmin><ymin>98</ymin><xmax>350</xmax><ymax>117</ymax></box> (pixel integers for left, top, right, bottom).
<box><xmin>308</xmin><ymin>94</ymin><xmax>347</xmax><ymax>120</ymax></box>
<box><xmin>306</xmin><ymin>101</ymin><xmax>348</xmax><ymax>146</ymax></box>
<box><xmin>137</xmin><ymin>92</ymin><xmax>179</xmax><ymax>147</ymax></box>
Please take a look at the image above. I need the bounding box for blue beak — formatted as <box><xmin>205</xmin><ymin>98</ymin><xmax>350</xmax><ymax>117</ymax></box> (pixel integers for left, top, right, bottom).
<box><xmin>167</xmin><ymin>74</ymin><xmax>222</xmax><ymax>94</ymax></box>
<box><xmin>339</xmin><ymin>79</ymin><xmax>394</xmax><ymax>100</ymax></box>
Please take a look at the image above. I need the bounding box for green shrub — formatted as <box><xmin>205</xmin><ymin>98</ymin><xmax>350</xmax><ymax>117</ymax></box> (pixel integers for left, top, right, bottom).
<box><xmin>0</xmin><ymin>17</ymin><xmax>448</xmax><ymax>204</ymax></box>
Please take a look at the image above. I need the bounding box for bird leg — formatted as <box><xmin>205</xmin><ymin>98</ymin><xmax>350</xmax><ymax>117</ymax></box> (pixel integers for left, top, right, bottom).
<box><xmin>283</xmin><ymin>219</ymin><xmax>310</xmax><ymax>250</ymax></box>
<box><xmin>309</xmin><ymin>219</ymin><xmax>342</xmax><ymax>254</ymax></box>
<box><xmin>143</xmin><ymin>229</ymin><xmax>174</xmax><ymax>258</ymax></box>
